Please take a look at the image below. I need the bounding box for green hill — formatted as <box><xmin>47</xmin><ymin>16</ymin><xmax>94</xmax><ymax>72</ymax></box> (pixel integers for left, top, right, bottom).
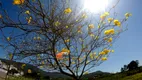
<box><xmin>91</xmin><ymin>67</ymin><xmax>142</xmax><ymax>80</ymax></box>
<box><xmin>121</xmin><ymin>72</ymin><xmax>142</xmax><ymax>80</ymax></box>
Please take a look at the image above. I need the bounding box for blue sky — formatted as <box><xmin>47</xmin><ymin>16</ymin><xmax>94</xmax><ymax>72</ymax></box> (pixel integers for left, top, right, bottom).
<box><xmin>94</xmin><ymin>0</ymin><xmax>142</xmax><ymax>73</ymax></box>
<box><xmin>0</xmin><ymin>0</ymin><xmax>142</xmax><ymax>73</ymax></box>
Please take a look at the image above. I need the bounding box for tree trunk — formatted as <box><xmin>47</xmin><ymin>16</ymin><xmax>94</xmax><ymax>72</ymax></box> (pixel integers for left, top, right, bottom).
<box><xmin>5</xmin><ymin>65</ymin><xmax>10</xmax><ymax>80</ymax></box>
<box><xmin>72</xmin><ymin>77</ymin><xmax>81</xmax><ymax>80</ymax></box>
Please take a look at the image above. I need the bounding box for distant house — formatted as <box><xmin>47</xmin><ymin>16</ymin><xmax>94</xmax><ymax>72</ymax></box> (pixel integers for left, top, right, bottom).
<box><xmin>0</xmin><ymin>59</ymin><xmax>24</xmax><ymax>76</ymax></box>
<box><xmin>0</xmin><ymin>58</ymin><xmax>69</xmax><ymax>79</ymax></box>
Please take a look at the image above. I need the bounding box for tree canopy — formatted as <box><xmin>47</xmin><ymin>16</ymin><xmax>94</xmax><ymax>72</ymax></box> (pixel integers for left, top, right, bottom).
<box><xmin>0</xmin><ymin>0</ymin><xmax>131</xmax><ymax>80</ymax></box>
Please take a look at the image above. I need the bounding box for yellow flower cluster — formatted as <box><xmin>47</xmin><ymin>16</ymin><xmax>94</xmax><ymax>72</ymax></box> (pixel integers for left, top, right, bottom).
<box><xmin>107</xmin><ymin>37</ymin><xmax>113</xmax><ymax>42</ymax></box>
<box><xmin>103</xmin><ymin>49</ymin><xmax>110</xmax><ymax>54</ymax></box>
<box><xmin>114</xmin><ymin>20</ymin><xmax>121</xmax><ymax>26</ymax></box>
<box><xmin>104</xmin><ymin>29</ymin><xmax>115</xmax><ymax>35</ymax></box>
<box><xmin>104</xmin><ymin>37</ymin><xmax>113</xmax><ymax>42</ymax></box>
<box><xmin>26</xmin><ymin>17</ymin><xmax>32</xmax><ymax>24</ymax></box>
<box><xmin>33</xmin><ymin>36</ymin><xmax>41</xmax><ymax>40</ymax></box>
<box><xmin>89</xmin><ymin>32</ymin><xmax>94</xmax><ymax>37</ymax></box>
<box><xmin>65</xmin><ymin>39</ymin><xmax>70</xmax><ymax>43</ymax></box>
<box><xmin>108</xmin><ymin>18</ymin><xmax>113</xmax><ymax>23</ymax></box>
<box><xmin>89</xmin><ymin>52</ymin><xmax>96</xmax><ymax>60</ymax></box>
<box><xmin>100</xmin><ymin>12</ymin><xmax>109</xmax><ymax>20</ymax></box>
<box><xmin>88</xmin><ymin>24</ymin><xmax>95</xmax><ymax>29</ymax></box>
<box><xmin>125</xmin><ymin>13</ymin><xmax>132</xmax><ymax>19</ymax></box>
<box><xmin>99</xmin><ymin>49</ymin><xmax>110</xmax><ymax>55</ymax></box>
<box><xmin>13</xmin><ymin>0</ymin><xmax>24</xmax><ymax>5</ymax></box>
<box><xmin>7</xmin><ymin>37</ymin><xmax>11</xmax><ymax>41</ymax></box>
<box><xmin>25</xmin><ymin>10</ymin><xmax>30</xmax><ymax>15</ymax></box>
<box><xmin>61</xmin><ymin>48</ymin><xmax>70</xmax><ymax>53</ymax></box>
<box><xmin>64</xmin><ymin>8</ymin><xmax>72</xmax><ymax>14</ymax></box>
<box><xmin>101</xmin><ymin>57</ymin><xmax>107</xmax><ymax>61</ymax></box>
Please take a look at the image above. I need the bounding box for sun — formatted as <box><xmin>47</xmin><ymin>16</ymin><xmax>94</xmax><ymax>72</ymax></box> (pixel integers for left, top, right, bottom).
<box><xmin>84</xmin><ymin>0</ymin><xmax>108</xmax><ymax>13</ymax></box>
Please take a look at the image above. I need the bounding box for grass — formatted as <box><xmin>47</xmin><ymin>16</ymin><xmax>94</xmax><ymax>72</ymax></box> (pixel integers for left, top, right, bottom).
<box><xmin>121</xmin><ymin>72</ymin><xmax>142</xmax><ymax>80</ymax></box>
<box><xmin>7</xmin><ymin>76</ymin><xmax>33</xmax><ymax>80</ymax></box>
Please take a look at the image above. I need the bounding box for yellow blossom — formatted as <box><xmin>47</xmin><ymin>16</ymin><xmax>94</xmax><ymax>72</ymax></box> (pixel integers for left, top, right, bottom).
<box><xmin>114</xmin><ymin>20</ymin><xmax>121</xmax><ymax>26</ymax></box>
<box><xmin>103</xmin><ymin>49</ymin><xmax>110</xmax><ymax>54</ymax></box>
<box><xmin>101</xmin><ymin>57</ymin><xmax>107</xmax><ymax>61</ymax></box>
<box><xmin>37</xmin><ymin>36</ymin><xmax>41</xmax><ymax>40</ymax></box>
<box><xmin>26</xmin><ymin>17</ymin><xmax>32</xmax><ymax>24</ymax></box>
<box><xmin>7</xmin><ymin>37</ymin><xmax>11</xmax><ymax>41</ymax></box>
<box><xmin>64</xmin><ymin>8</ymin><xmax>72</xmax><ymax>14</ymax></box>
<box><xmin>61</xmin><ymin>48</ymin><xmax>70</xmax><ymax>53</ymax></box>
<box><xmin>111</xmin><ymin>50</ymin><xmax>114</xmax><ymax>53</ymax></box>
<box><xmin>99</xmin><ymin>51</ymin><xmax>105</xmax><ymax>55</ymax></box>
<box><xmin>72</xmin><ymin>62</ymin><xmax>75</xmax><ymax>64</ymax></box>
<box><xmin>88</xmin><ymin>24</ymin><xmax>95</xmax><ymax>29</ymax></box>
<box><xmin>100</xmin><ymin>14</ymin><xmax>106</xmax><ymax>20</ymax></box>
<box><xmin>13</xmin><ymin>0</ymin><xmax>24</xmax><ymax>5</ymax></box>
<box><xmin>77</xmin><ymin>30</ymin><xmax>82</xmax><ymax>34</ymax></box>
<box><xmin>95</xmin><ymin>56</ymin><xmax>99</xmax><ymax>59</ymax></box>
<box><xmin>107</xmin><ymin>37</ymin><xmax>113</xmax><ymax>42</ymax></box>
<box><xmin>25</xmin><ymin>10</ymin><xmax>30</xmax><ymax>15</ymax></box>
<box><xmin>65</xmin><ymin>39</ymin><xmax>70</xmax><ymax>43</ymax></box>
<box><xmin>104</xmin><ymin>29</ymin><xmax>115</xmax><ymax>35</ymax></box>
<box><xmin>125</xmin><ymin>13</ymin><xmax>132</xmax><ymax>19</ymax></box>
<box><xmin>33</xmin><ymin>37</ymin><xmax>36</xmax><ymax>40</ymax></box>
<box><xmin>90</xmin><ymin>53</ymin><xmax>94</xmax><ymax>60</ymax></box>
<box><xmin>108</xmin><ymin>18</ymin><xmax>113</xmax><ymax>23</ymax></box>
<box><xmin>66</xmin><ymin>26</ymin><xmax>68</xmax><ymax>28</ymax></box>
<box><xmin>104</xmin><ymin>12</ymin><xmax>109</xmax><ymax>16</ymax></box>
<box><xmin>55</xmin><ymin>21</ymin><xmax>61</xmax><ymax>26</ymax></box>
<box><xmin>89</xmin><ymin>33</ymin><xmax>95</xmax><ymax>37</ymax></box>
<box><xmin>93</xmin><ymin>52</ymin><xmax>96</xmax><ymax>56</ymax></box>
<box><xmin>109</xmin><ymin>29</ymin><xmax>115</xmax><ymax>34</ymax></box>
<box><xmin>95</xmin><ymin>36</ymin><xmax>99</xmax><ymax>40</ymax></box>
<box><xmin>100</xmin><ymin>12</ymin><xmax>109</xmax><ymax>20</ymax></box>
<box><xmin>28</xmin><ymin>69</ymin><xmax>32</xmax><ymax>73</ymax></box>
<box><xmin>98</xmin><ymin>24</ymin><xmax>100</xmax><ymax>28</ymax></box>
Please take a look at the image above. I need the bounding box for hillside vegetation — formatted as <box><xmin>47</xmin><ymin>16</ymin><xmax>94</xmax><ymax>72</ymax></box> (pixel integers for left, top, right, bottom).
<box><xmin>94</xmin><ymin>67</ymin><xmax>142</xmax><ymax>80</ymax></box>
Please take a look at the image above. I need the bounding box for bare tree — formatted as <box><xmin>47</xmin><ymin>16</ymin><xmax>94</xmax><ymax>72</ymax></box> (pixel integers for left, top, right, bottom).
<box><xmin>0</xmin><ymin>0</ymin><xmax>131</xmax><ymax>80</ymax></box>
